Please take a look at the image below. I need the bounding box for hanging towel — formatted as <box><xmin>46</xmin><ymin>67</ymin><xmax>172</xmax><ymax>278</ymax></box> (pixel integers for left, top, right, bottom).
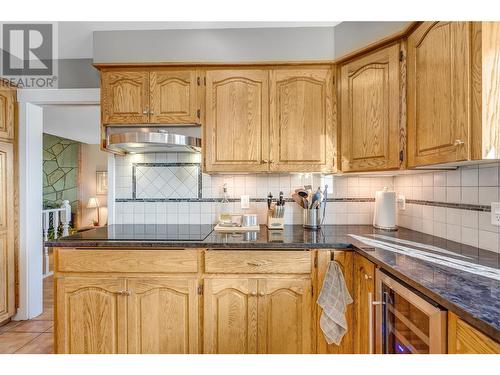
<box><xmin>317</xmin><ymin>260</ymin><xmax>353</xmax><ymax>345</ymax></box>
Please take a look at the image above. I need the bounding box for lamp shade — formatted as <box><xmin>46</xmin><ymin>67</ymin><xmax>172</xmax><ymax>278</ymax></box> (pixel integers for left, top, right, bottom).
<box><xmin>87</xmin><ymin>197</ymin><xmax>100</xmax><ymax>209</ymax></box>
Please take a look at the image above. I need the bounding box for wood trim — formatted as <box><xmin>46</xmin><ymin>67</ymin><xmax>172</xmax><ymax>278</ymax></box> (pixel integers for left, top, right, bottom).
<box><xmin>94</xmin><ymin>60</ymin><xmax>338</xmax><ymax>69</ymax></box>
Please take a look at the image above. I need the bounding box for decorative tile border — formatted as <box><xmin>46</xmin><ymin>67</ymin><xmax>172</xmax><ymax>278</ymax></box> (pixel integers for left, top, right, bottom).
<box><xmin>132</xmin><ymin>162</ymin><xmax>202</xmax><ymax>200</ymax></box>
<box><xmin>406</xmin><ymin>199</ymin><xmax>491</xmax><ymax>212</ymax></box>
<box><xmin>116</xmin><ymin>196</ymin><xmax>491</xmax><ymax>212</ymax></box>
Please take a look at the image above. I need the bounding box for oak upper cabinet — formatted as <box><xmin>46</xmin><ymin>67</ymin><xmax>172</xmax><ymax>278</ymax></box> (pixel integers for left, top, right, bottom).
<box><xmin>448</xmin><ymin>312</ymin><xmax>500</xmax><ymax>354</ymax></box>
<box><xmin>204</xmin><ymin>70</ymin><xmax>269</xmax><ymax>172</ymax></box>
<box><xmin>127</xmin><ymin>278</ymin><xmax>200</xmax><ymax>354</ymax></box>
<box><xmin>55</xmin><ymin>277</ymin><xmax>127</xmax><ymax>354</ymax></box>
<box><xmin>353</xmin><ymin>254</ymin><xmax>376</xmax><ymax>354</ymax></box>
<box><xmin>100</xmin><ymin>68</ymin><xmax>201</xmax><ymax>126</ymax></box>
<box><xmin>269</xmin><ymin>68</ymin><xmax>334</xmax><ymax>172</ymax></box>
<box><xmin>204</xmin><ymin>278</ymin><xmax>258</xmax><ymax>354</ymax></box>
<box><xmin>0</xmin><ymin>141</ymin><xmax>15</xmax><ymax>323</ymax></box>
<box><xmin>150</xmin><ymin>70</ymin><xmax>200</xmax><ymax>124</ymax></box>
<box><xmin>101</xmin><ymin>70</ymin><xmax>150</xmax><ymax>124</ymax></box>
<box><xmin>258</xmin><ymin>278</ymin><xmax>312</xmax><ymax>354</ymax></box>
<box><xmin>0</xmin><ymin>89</ymin><xmax>15</xmax><ymax>141</ymax></box>
<box><xmin>340</xmin><ymin>44</ymin><xmax>402</xmax><ymax>172</ymax></box>
<box><xmin>407</xmin><ymin>22</ymin><xmax>471</xmax><ymax>167</ymax></box>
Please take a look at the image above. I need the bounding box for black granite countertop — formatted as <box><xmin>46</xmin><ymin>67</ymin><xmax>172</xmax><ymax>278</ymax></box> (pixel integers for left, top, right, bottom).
<box><xmin>46</xmin><ymin>224</ymin><xmax>500</xmax><ymax>342</ymax></box>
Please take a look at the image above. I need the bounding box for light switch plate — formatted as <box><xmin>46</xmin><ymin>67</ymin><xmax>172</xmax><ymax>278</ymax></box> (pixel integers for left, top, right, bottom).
<box><xmin>397</xmin><ymin>195</ymin><xmax>406</xmax><ymax>210</ymax></box>
<box><xmin>240</xmin><ymin>195</ymin><xmax>250</xmax><ymax>209</ymax></box>
<box><xmin>491</xmin><ymin>202</ymin><xmax>500</xmax><ymax>226</ymax></box>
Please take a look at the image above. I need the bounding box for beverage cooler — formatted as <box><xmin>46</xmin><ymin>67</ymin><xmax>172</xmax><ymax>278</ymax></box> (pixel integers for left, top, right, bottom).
<box><xmin>374</xmin><ymin>270</ymin><xmax>447</xmax><ymax>354</ymax></box>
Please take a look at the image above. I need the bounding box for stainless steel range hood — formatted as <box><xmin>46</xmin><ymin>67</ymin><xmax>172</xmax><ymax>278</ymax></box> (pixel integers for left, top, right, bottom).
<box><xmin>106</xmin><ymin>127</ymin><xmax>201</xmax><ymax>154</ymax></box>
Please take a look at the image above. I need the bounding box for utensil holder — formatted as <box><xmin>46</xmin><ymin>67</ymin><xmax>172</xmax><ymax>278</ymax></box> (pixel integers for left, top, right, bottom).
<box><xmin>303</xmin><ymin>208</ymin><xmax>321</xmax><ymax>230</ymax></box>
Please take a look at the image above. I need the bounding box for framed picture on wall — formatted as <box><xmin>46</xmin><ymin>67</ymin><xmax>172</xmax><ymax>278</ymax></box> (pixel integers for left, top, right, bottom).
<box><xmin>96</xmin><ymin>171</ymin><xmax>108</xmax><ymax>195</ymax></box>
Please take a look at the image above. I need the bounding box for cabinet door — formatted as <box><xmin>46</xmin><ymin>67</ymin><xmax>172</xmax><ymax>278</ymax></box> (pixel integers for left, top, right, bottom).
<box><xmin>353</xmin><ymin>254</ymin><xmax>376</xmax><ymax>353</ymax></box>
<box><xmin>269</xmin><ymin>68</ymin><xmax>334</xmax><ymax>172</ymax></box>
<box><xmin>340</xmin><ymin>44</ymin><xmax>401</xmax><ymax>172</ymax></box>
<box><xmin>407</xmin><ymin>22</ymin><xmax>471</xmax><ymax>167</ymax></box>
<box><xmin>150</xmin><ymin>70</ymin><xmax>200</xmax><ymax>124</ymax></box>
<box><xmin>0</xmin><ymin>90</ymin><xmax>15</xmax><ymax>141</ymax></box>
<box><xmin>205</xmin><ymin>70</ymin><xmax>269</xmax><ymax>172</ymax></box>
<box><xmin>258</xmin><ymin>278</ymin><xmax>312</xmax><ymax>354</ymax></box>
<box><xmin>101</xmin><ymin>70</ymin><xmax>150</xmax><ymax>124</ymax></box>
<box><xmin>316</xmin><ymin>250</ymin><xmax>354</xmax><ymax>354</ymax></box>
<box><xmin>55</xmin><ymin>277</ymin><xmax>127</xmax><ymax>354</ymax></box>
<box><xmin>0</xmin><ymin>142</ymin><xmax>14</xmax><ymax>322</ymax></box>
<box><xmin>127</xmin><ymin>278</ymin><xmax>200</xmax><ymax>354</ymax></box>
<box><xmin>204</xmin><ymin>278</ymin><xmax>258</xmax><ymax>353</ymax></box>
<box><xmin>448</xmin><ymin>312</ymin><xmax>500</xmax><ymax>354</ymax></box>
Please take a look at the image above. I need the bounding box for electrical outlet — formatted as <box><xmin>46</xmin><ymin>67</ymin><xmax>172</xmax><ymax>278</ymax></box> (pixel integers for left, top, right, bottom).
<box><xmin>397</xmin><ymin>195</ymin><xmax>406</xmax><ymax>210</ymax></box>
<box><xmin>240</xmin><ymin>195</ymin><xmax>250</xmax><ymax>209</ymax></box>
<box><xmin>491</xmin><ymin>202</ymin><xmax>500</xmax><ymax>226</ymax></box>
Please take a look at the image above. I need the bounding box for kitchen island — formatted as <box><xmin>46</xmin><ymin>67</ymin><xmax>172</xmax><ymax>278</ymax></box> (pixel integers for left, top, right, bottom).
<box><xmin>47</xmin><ymin>224</ymin><xmax>500</xmax><ymax>354</ymax></box>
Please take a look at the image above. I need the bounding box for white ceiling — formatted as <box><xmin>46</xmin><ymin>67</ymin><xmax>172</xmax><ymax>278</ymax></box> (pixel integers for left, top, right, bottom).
<box><xmin>57</xmin><ymin>21</ymin><xmax>341</xmax><ymax>59</ymax></box>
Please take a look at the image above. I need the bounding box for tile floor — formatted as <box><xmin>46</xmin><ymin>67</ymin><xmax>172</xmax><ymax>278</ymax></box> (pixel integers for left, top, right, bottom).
<box><xmin>0</xmin><ymin>276</ymin><xmax>53</xmax><ymax>354</ymax></box>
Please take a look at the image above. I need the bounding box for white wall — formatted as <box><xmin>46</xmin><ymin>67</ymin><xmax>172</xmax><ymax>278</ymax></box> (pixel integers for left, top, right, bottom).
<box><xmin>93</xmin><ymin>27</ymin><xmax>335</xmax><ymax>63</ymax></box>
<box><xmin>79</xmin><ymin>144</ymin><xmax>109</xmax><ymax>227</ymax></box>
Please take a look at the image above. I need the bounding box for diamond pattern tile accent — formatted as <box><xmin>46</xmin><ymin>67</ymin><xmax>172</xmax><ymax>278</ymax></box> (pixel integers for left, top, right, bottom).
<box><xmin>135</xmin><ymin>164</ymin><xmax>200</xmax><ymax>199</ymax></box>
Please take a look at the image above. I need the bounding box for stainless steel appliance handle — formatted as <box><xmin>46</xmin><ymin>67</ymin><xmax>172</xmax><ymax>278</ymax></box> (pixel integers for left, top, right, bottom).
<box><xmin>368</xmin><ymin>292</ymin><xmax>374</xmax><ymax>354</ymax></box>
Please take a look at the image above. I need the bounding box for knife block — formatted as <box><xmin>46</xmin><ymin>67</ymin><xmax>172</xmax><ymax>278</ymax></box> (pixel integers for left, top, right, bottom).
<box><xmin>266</xmin><ymin>210</ymin><xmax>285</xmax><ymax>230</ymax></box>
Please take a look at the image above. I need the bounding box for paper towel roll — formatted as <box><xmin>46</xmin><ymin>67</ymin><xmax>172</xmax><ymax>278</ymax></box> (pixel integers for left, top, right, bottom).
<box><xmin>373</xmin><ymin>187</ymin><xmax>398</xmax><ymax>230</ymax></box>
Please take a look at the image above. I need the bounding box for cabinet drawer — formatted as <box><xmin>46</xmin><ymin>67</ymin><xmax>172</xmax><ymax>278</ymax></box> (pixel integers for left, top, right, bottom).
<box><xmin>204</xmin><ymin>250</ymin><xmax>311</xmax><ymax>274</ymax></box>
<box><xmin>56</xmin><ymin>249</ymin><xmax>199</xmax><ymax>273</ymax></box>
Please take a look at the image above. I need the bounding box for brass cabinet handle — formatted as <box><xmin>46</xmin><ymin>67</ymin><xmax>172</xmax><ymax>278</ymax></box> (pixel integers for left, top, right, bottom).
<box><xmin>249</xmin><ymin>292</ymin><xmax>257</xmax><ymax>296</ymax></box>
<box><xmin>143</xmin><ymin>108</ymin><xmax>149</xmax><ymax>115</ymax></box>
<box><xmin>364</xmin><ymin>273</ymin><xmax>373</xmax><ymax>280</ymax></box>
<box><xmin>117</xmin><ymin>290</ymin><xmax>131</xmax><ymax>296</ymax></box>
<box><xmin>258</xmin><ymin>292</ymin><xmax>265</xmax><ymax>297</ymax></box>
<box><xmin>454</xmin><ymin>139</ymin><xmax>465</xmax><ymax>146</ymax></box>
<box><xmin>262</xmin><ymin>159</ymin><xmax>269</xmax><ymax>164</ymax></box>
<box><xmin>247</xmin><ymin>262</ymin><xmax>263</xmax><ymax>267</ymax></box>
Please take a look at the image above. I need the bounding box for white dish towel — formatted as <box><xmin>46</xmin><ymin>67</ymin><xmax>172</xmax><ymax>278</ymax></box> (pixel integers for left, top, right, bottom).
<box><xmin>317</xmin><ymin>260</ymin><xmax>353</xmax><ymax>345</ymax></box>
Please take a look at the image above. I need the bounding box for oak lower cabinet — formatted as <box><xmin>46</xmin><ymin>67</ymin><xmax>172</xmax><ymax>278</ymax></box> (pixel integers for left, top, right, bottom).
<box><xmin>55</xmin><ymin>276</ymin><xmax>200</xmax><ymax>354</ymax></box>
<box><xmin>204</xmin><ymin>277</ymin><xmax>312</xmax><ymax>354</ymax></box>
<box><xmin>448</xmin><ymin>312</ymin><xmax>500</xmax><ymax>354</ymax></box>
<box><xmin>339</xmin><ymin>43</ymin><xmax>402</xmax><ymax>172</ymax></box>
<box><xmin>316</xmin><ymin>250</ymin><xmax>354</xmax><ymax>354</ymax></box>
<box><xmin>55</xmin><ymin>277</ymin><xmax>127</xmax><ymax>354</ymax></box>
<box><xmin>127</xmin><ymin>278</ymin><xmax>200</xmax><ymax>354</ymax></box>
<box><xmin>203</xmin><ymin>278</ymin><xmax>258</xmax><ymax>354</ymax></box>
<box><xmin>269</xmin><ymin>68</ymin><xmax>334</xmax><ymax>173</ymax></box>
<box><xmin>353</xmin><ymin>254</ymin><xmax>376</xmax><ymax>354</ymax></box>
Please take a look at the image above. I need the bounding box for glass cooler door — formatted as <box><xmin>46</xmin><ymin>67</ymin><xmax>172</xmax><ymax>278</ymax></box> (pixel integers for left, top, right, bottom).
<box><xmin>375</xmin><ymin>270</ymin><xmax>447</xmax><ymax>354</ymax></box>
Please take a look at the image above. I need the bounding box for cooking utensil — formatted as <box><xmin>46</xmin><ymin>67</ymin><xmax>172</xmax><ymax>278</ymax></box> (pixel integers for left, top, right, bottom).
<box><xmin>310</xmin><ymin>189</ymin><xmax>322</xmax><ymax>209</ymax></box>
<box><xmin>321</xmin><ymin>185</ymin><xmax>328</xmax><ymax>226</ymax></box>
<box><xmin>292</xmin><ymin>193</ymin><xmax>305</xmax><ymax>208</ymax></box>
<box><xmin>267</xmin><ymin>192</ymin><xmax>273</xmax><ymax>210</ymax></box>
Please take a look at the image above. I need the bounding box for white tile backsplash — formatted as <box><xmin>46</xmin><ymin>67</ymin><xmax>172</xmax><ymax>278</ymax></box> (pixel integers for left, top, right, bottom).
<box><xmin>112</xmin><ymin>153</ymin><xmax>500</xmax><ymax>253</ymax></box>
<box><xmin>394</xmin><ymin>163</ymin><xmax>500</xmax><ymax>253</ymax></box>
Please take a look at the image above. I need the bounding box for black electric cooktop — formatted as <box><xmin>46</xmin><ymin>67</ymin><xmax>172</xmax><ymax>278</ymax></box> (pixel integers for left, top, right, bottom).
<box><xmin>67</xmin><ymin>224</ymin><xmax>214</xmax><ymax>241</ymax></box>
